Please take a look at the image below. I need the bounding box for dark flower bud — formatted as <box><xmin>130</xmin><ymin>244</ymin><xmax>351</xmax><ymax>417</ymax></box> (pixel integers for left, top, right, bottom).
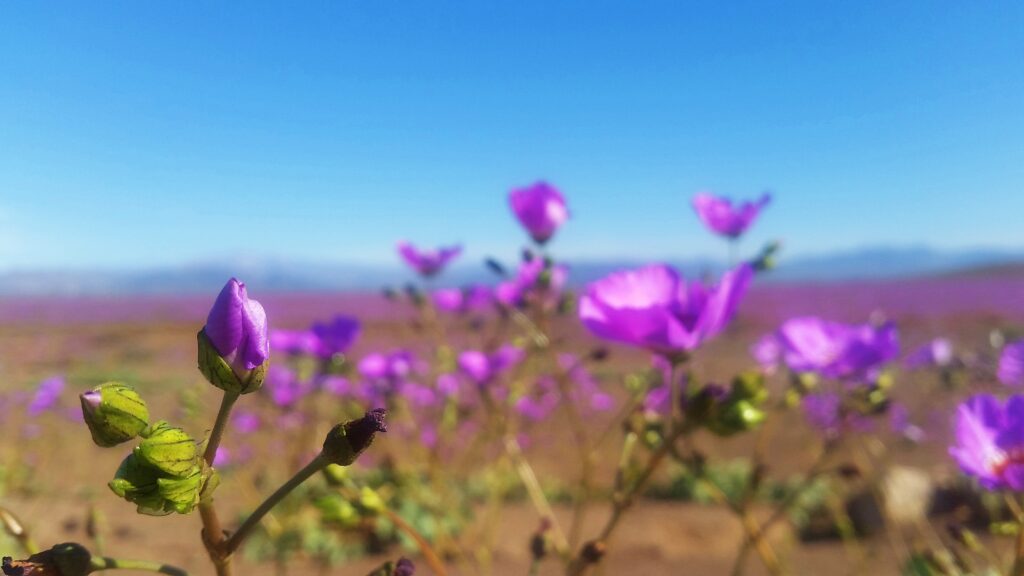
<box><xmin>322</xmin><ymin>409</ymin><xmax>388</xmax><ymax>466</ymax></box>
<box><xmin>80</xmin><ymin>382</ymin><xmax>150</xmax><ymax>447</ymax></box>
<box><xmin>836</xmin><ymin>463</ymin><xmax>861</xmax><ymax>480</ymax></box>
<box><xmin>403</xmin><ymin>284</ymin><xmax>425</xmax><ymax>307</ymax></box>
<box><xmin>365</xmin><ymin>558</ymin><xmax>415</xmax><ymax>576</ymax></box>
<box><xmin>381</xmin><ymin>287</ymin><xmax>399</xmax><ymax>301</ymax></box>
<box><xmin>580</xmin><ymin>540</ymin><xmax>606</xmax><ymax>564</ymax></box>
<box><xmin>2</xmin><ymin>543</ymin><xmax>90</xmax><ymax>576</ymax></box>
<box><xmin>530</xmin><ymin>518</ymin><xmax>552</xmax><ymax>561</ymax></box>
<box><xmin>588</xmin><ymin>348</ymin><xmax>610</xmax><ymax>362</ymax></box>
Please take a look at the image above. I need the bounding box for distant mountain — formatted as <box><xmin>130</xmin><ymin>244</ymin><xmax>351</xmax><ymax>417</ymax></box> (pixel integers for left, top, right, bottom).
<box><xmin>0</xmin><ymin>246</ymin><xmax>1020</xmax><ymax>295</ymax></box>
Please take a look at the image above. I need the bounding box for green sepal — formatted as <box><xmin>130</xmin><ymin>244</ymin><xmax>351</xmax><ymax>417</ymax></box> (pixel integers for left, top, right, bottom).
<box><xmin>81</xmin><ymin>382</ymin><xmax>150</xmax><ymax>447</ymax></box>
<box><xmin>157</xmin><ymin>468</ymin><xmax>205</xmax><ymax>514</ymax></box>
<box><xmin>109</xmin><ymin>452</ymin><xmax>170</xmax><ymax>516</ymax></box>
<box><xmin>136</xmin><ymin>421</ymin><xmax>199</xmax><ymax>477</ymax></box>
<box><xmin>197</xmin><ymin>329</ymin><xmax>266</xmax><ymax>394</ymax></box>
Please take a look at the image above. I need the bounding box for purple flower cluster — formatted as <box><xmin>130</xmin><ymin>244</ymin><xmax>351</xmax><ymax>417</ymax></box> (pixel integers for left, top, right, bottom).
<box><xmin>580</xmin><ymin>263</ymin><xmax>753</xmax><ymax>355</ymax></box>
<box><xmin>496</xmin><ymin>257</ymin><xmax>569</xmax><ymax>310</ymax></box>
<box><xmin>755</xmin><ymin>316</ymin><xmax>899</xmax><ymax>382</ymax></box>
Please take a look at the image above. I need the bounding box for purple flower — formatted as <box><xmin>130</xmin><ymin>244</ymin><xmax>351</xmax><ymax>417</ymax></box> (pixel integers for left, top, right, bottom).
<box><xmin>950</xmin><ymin>394</ymin><xmax>1024</xmax><ymax>490</ymax></box>
<box><xmin>509</xmin><ymin>181</ymin><xmax>569</xmax><ymax>244</ymax></box>
<box><xmin>397</xmin><ymin>241</ymin><xmax>462</xmax><ymax>277</ymax></box>
<box><xmin>801</xmin><ymin>393</ymin><xmax>873</xmax><ymax>437</ymax></box>
<box><xmin>205</xmin><ymin>278</ymin><xmax>270</xmax><ymax>373</ymax></box>
<box><xmin>496</xmin><ymin>258</ymin><xmax>568</xmax><ymax>309</ymax></box>
<box><xmin>265</xmin><ymin>365</ymin><xmax>307</xmax><ymax>407</ymax></box>
<box><xmin>904</xmin><ymin>338</ymin><xmax>954</xmax><ymax>370</ymax></box>
<box><xmin>27</xmin><ymin>376</ymin><xmax>64</xmax><ymax>417</ymax></box>
<box><xmin>769</xmin><ymin>317</ymin><xmax>899</xmax><ymax>381</ymax></box>
<box><xmin>433</xmin><ymin>285</ymin><xmax>493</xmax><ymax>313</ymax></box>
<box><xmin>458</xmin><ymin>346</ymin><xmax>524</xmax><ymax>386</ymax></box>
<box><xmin>999</xmin><ymin>340</ymin><xmax>1024</xmax><ymax>387</ymax></box>
<box><xmin>232</xmin><ymin>409</ymin><xmax>261</xmax><ymax>434</ymax></box>
<box><xmin>320</xmin><ymin>376</ymin><xmax>351</xmax><ymax>397</ymax></box>
<box><xmin>751</xmin><ymin>333</ymin><xmax>782</xmax><ymax>372</ymax></box>
<box><xmin>579</xmin><ymin>263</ymin><xmax>753</xmax><ymax>355</ymax></box>
<box><xmin>269</xmin><ymin>329</ymin><xmax>319</xmax><ymax>356</ymax></box>
<box><xmin>558</xmin><ymin>354</ymin><xmax>614</xmax><ymax>413</ymax></box>
<box><xmin>310</xmin><ymin>315</ymin><xmax>361</xmax><ymax>359</ymax></box>
<box><xmin>691</xmin><ymin>192</ymin><xmax>771</xmax><ymax>239</ymax></box>
<box><xmin>357</xmin><ymin>350</ymin><xmax>420</xmax><ymax>405</ymax></box>
<box><xmin>515</xmin><ymin>392</ymin><xmax>560</xmax><ymax>422</ymax></box>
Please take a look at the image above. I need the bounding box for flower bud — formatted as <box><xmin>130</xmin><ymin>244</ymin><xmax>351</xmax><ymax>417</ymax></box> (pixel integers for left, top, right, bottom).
<box><xmin>199</xmin><ymin>278</ymin><xmax>269</xmax><ymax>395</ymax></box>
<box><xmin>198</xmin><ymin>329</ymin><xmax>268</xmax><ymax>395</ymax></box>
<box><xmin>80</xmin><ymin>382</ymin><xmax>150</xmax><ymax>448</ymax></box>
<box><xmin>108</xmin><ymin>449</ymin><xmax>214</xmax><ymax>516</ymax></box>
<box><xmin>322</xmin><ymin>409</ymin><xmax>388</xmax><ymax>466</ymax></box>
<box><xmin>2</xmin><ymin>543</ymin><xmax>91</xmax><ymax>576</ymax></box>
<box><xmin>135</xmin><ymin>421</ymin><xmax>199</xmax><ymax>477</ymax></box>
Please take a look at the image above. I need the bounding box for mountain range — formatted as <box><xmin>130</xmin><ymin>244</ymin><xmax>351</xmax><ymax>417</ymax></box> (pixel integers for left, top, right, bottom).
<box><xmin>0</xmin><ymin>246</ymin><xmax>1020</xmax><ymax>296</ymax></box>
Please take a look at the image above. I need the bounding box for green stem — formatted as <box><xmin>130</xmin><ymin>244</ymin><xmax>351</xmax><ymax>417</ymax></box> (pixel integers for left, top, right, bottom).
<box><xmin>203</xmin><ymin>391</ymin><xmax>240</xmax><ymax>466</ymax></box>
<box><xmin>199</xmin><ymin>390</ymin><xmax>240</xmax><ymax>576</ymax></box>
<box><xmin>224</xmin><ymin>453</ymin><xmax>329</xmax><ymax>555</ymax></box>
<box><xmin>90</xmin><ymin>556</ymin><xmax>189</xmax><ymax>576</ymax></box>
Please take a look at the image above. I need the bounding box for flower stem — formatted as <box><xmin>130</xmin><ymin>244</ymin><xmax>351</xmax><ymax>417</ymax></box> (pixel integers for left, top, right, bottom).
<box><xmin>203</xmin><ymin>391</ymin><xmax>240</xmax><ymax>466</ymax></box>
<box><xmin>199</xmin><ymin>390</ymin><xmax>240</xmax><ymax>576</ymax></box>
<box><xmin>90</xmin><ymin>556</ymin><xmax>189</xmax><ymax>576</ymax></box>
<box><xmin>224</xmin><ymin>453</ymin><xmax>329</xmax><ymax>556</ymax></box>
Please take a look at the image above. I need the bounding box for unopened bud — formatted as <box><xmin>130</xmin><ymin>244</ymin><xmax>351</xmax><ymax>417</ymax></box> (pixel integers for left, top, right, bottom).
<box><xmin>80</xmin><ymin>382</ymin><xmax>150</xmax><ymax>448</ymax></box>
<box><xmin>2</xmin><ymin>543</ymin><xmax>91</xmax><ymax>576</ymax></box>
<box><xmin>197</xmin><ymin>330</ymin><xmax>267</xmax><ymax>395</ymax></box>
<box><xmin>135</xmin><ymin>421</ymin><xmax>199</xmax><ymax>477</ymax></box>
<box><xmin>322</xmin><ymin>409</ymin><xmax>388</xmax><ymax>466</ymax></box>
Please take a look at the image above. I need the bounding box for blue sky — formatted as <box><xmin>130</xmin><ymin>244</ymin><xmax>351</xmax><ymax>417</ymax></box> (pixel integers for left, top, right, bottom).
<box><xmin>1</xmin><ymin>1</ymin><xmax>1022</xmax><ymax>271</ymax></box>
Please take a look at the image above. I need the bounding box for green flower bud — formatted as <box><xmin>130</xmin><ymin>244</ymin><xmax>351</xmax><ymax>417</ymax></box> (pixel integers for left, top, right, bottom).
<box><xmin>197</xmin><ymin>330</ymin><xmax>266</xmax><ymax>395</ymax></box>
<box><xmin>322</xmin><ymin>409</ymin><xmax>387</xmax><ymax>466</ymax></box>
<box><xmin>135</xmin><ymin>421</ymin><xmax>199</xmax><ymax>477</ymax></box>
<box><xmin>80</xmin><ymin>382</ymin><xmax>150</xmax><ymax>448</ymax></box>
<box><xmin>109</xmin><ymin>450</ymin><xmax>214</xmax><ymax>516</ymax></box>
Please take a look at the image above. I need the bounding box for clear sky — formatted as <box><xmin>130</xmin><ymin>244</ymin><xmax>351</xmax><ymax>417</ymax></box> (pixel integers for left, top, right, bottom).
<box><xmin>1</xmin><ymin>1</ymin><xmax>1022</xmax><ymax>271</ymax></box>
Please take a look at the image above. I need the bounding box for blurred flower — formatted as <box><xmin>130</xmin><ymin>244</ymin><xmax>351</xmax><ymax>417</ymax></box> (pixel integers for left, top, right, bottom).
<box><xmin>751</xmin><ymin>334</ymin><xmax>783</xmax><ymax>373</ymax></box>
<box><xmin>265</xmin><ymin>365</ymin><xmax>307</xmax><ymax>408</ymax></box>
<box><xmin>559</xmin><ymin>354</ymin><xmax>614</xmax><ymax>413</ymax></box>
<box><xmin>204</xmin><ymin>278</ymin><xmax>270</xmax><ymax>374</ymax></box>
<box><xmin>311</xmin><ymin>315</ymin><xmax>361</xmax><ymax>359</ymax></box>
<box><xmin>691</xmin><ymin>192</ymin><xmax>771</xmax><ymax>239</ymax></box>
<box><xmin>321</xmin><ymin>375</ymin><xmax>351</xmax><ymax>397</ymax></box>
<box><xmin>357</xmin><ymin>350</ymin><xmax>420</xmax><ymax>405</ymax></box>
<box><xmin>27</xmin><ymin>376</ymin><xmax>64</xmax><ymax>416</ymax></box>
<box><xmin>579</xmin><ymin>263</ymin><xmax>752</xmax><ymax>355</ymax></box>
<box><xmin>950</xmin><ymin>394</ymin><xmax>1024</xmax><ymax>490</ymax></box>
<box><xmin>213</xmin><ymin>446</ymin><xmax>232</xmax><ymax>467</ymax></box>
<box><xmin>889</xmin><ymin>402</ymin><xmax>926</xmax><ymax>443</ymax></box>
<box><xmin>269</xmin><ymin>329</ymin><xmax>319</xmax><ymax>356</ymax></box>
<box><xmin>765</xmin><ymin>317</ymin><xmax>898</xmax><ymax>381</ymax></box>
<box><xmin>232</xmin><ymin>409</ymin><xmax>261</xmax><ymax>434</ymax></box>
<box><xmin>509</xmin><ymin>181</ymin><xmax>569</xmax><ymax>244</ymax></box>
<box><xmin>904</xmin><ymin>338</ymin><xmax>953</xmax><ymax>370</ymax></box>
<box><xmin>397</xmin><ymin>241</ymin><xmax>462</xmax><ymax>277</ymax></box>
<box><xmin>433</xmin><ymin>285</ymin><xmax>493</xmax><ymax>313</ymax></box>
<box><xmin>496</xmin><ymin>258</ymin><xmax>569</xmax><ymax>309</ymax></box>
<box><xmin>999</xmin><ymin>340</ymin><xmax>1024</xmax><ymax>387</ymax></box>
<box><xmin>457</xmin><ymin>345</ymin><xmax>524</xmax><ymax>386</ymax></box>
<box><xmin>801</xmin><ymin>392</ymin><xmax>871</xmax><ymax>438</ymax></box>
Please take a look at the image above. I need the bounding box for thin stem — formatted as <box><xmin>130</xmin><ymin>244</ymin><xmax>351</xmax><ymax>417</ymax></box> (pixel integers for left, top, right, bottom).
<box><xmin>90</xmin><ymin>557</ymin><xmax>189</xmax><ymax>576</ymax></box>
<box><xmin>224</xmin><ymin>453</ymin><xmax>329</xmax><ymax>555</ymax></box>
<box><xmin>203</xmin><ymin>391</ymin><xmax>240</xmax><ymax>466</ymax></box>
<box><xmin>199</xmin><ymin>390</ymin><xmax>240</xmax><ymax>576</ymax></box>
<box><xmin>377</xmin><ymin>502</ymin><xmax>450</xmax><ymax>576</ymax></box>
<box><xmin>1013</xmin><ymin>498</ymin><xmax>1024</xmax><ymax>576</ymax></box>
<box><xmin>504</xmin><ymin>434</ymin><xmax>571</xmax><ymax>555</ymax></box>
<box><xmin>0</xmin><ymin>506</ymin><xmax>38</xmax><ymax>555</ymax></box>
